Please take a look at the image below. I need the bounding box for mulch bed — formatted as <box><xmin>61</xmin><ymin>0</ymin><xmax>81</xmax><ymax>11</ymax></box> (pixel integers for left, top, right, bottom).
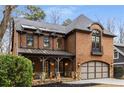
<box><xmin>32</xmin><ymin>82</ymin><xmax>100</xmax><ymax>87</ymax></box>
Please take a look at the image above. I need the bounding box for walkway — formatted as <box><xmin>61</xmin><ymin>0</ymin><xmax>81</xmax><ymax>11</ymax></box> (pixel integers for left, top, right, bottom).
<box><xmin>66</xmin><ymin>78</ymin><xmax>124</xmax><ymax>85</ymax></box>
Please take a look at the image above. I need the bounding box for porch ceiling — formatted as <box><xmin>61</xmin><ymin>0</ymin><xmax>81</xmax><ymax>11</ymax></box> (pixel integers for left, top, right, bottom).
<box><xmin>18</xmin><ymin>48</ymin><xmax>75</xmax><ymax>56</ymax></box>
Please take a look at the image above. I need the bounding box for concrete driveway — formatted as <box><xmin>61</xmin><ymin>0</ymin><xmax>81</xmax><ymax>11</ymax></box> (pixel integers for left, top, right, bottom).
<box><xmin>66</xmin><ymin>78</ymin><xmax>124</xmax><ymax>85</ymax></box>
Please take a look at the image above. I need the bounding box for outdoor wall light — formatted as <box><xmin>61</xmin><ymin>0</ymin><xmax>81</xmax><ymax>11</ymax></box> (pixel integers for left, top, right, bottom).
<box><xmin>50</xmin><ymin>63</ymin><xmax>54</xmax><ymax>66</ymax></box>
<box><xmin>65</xmin><ymin>63</ymin><xmax>68</xmax><ymax>66</ymax></box>
<box><xmin>78</xmin><ymin>63</ymin><xmax>80</xmax><ymax>67</ymax></box>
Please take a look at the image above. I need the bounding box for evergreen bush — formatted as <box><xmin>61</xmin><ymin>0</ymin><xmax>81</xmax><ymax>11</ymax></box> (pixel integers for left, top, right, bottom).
<box><xmin>0</xmin><ymin>54</ymin><xmax>33</xmax><ymax>87</ymax></box>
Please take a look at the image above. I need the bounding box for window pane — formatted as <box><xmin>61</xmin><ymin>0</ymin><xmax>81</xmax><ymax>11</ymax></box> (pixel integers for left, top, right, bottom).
<box><xmin>96</xmin><ymin>67</ymin><xmax>102</xmax><ymax>72</ymax></box>
<box><xmin>92</xmin><ymin>36</ymin><xmax>95</xmax><ymax>42</ymax></box>
<box><xmin>96</xmin><ymin>62</ymin><xmax>102</xmax><ymax>66</ymax></box>
<box><xmin>57</xmin><ymin>38</ymin><xmax>62</xmax><ymax>48</ymax></box>
<box><xmin>27</xmin><ymin>35</ymin><xmax>33</xmax><ymax>47</ymax></box>
<box><xmin>96</xmin><ymin>37</ymin><xmax>100</xmax><ymax>42</ymax></box>
<box><xmin>96</xmin><ymin>73</ymin><xmax>102</xmax><ymax>78</ymax></box>
<box><xmin>82</xmin><ymin>63</ymin><xmax>87</xmax><ymax>67</ymax></box>
<box><xmin>103</xmin><ymin>63</ymin><xmax>108</xmax><ymax>67</ymax></box>
<box><xmin>88</xmin><ymin>73</ymin><xmax>95</xmax><ymax>79</ymax></box>
<box><xmin>103</xmin><ymin>73</ymin><xmax>108</xmax><ymax>78</ymax></box>
<box><xmin>44</xmin><ymin>36</ymin><xmax>50</xmax><ymax>48</ymax></box>
<box><xmin>81</xmin><ymin>73</ymin><xmax>87</xmax><ymax>79</ymax></box>
<box><xmin>89</xmin><ymin>67</ymin><xmax>95</xmax><ymax>72</ymax></box>
<box><xmin>81</xmin><ymin>67</ymin><xmax>87</xmax><ymax>73</ymax></box>
<box><xmin>103</xmin><ymin>67</ymin><xmax>108</xmax><ymax>72</ymax></box>
<box><xmin>88</xmin><ymin>62</ymin><xmax>95</xmax><ymax>66</ymax></box>
<box><xmin>92</xmin><ymin>30</ymin><xmax>101</xmax><ymax>50</ymax></box>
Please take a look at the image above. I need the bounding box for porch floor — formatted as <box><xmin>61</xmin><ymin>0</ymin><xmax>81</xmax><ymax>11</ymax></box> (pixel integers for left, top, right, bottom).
<box><xmin>32</xmin><ymin>77</ymin><xmax>74</xmax><ymax>86</ymax></box>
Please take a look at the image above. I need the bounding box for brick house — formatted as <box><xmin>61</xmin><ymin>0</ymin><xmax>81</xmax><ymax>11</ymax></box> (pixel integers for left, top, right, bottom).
<box><xmin>11</xmin><ymin>15</ymin><xmax>115</xmax><ymax>80</ymax></box>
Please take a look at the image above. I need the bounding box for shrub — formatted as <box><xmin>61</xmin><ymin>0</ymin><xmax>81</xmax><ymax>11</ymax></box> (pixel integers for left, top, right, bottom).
<box><xmin>0</xmin><ymin>54</ymin><xmax>33</xmax><ymax>87</ymax></box>
<box><xmin>114</xmin><ymin>66</ymin><xmax>124</xmax><ymax>78</ymax></box>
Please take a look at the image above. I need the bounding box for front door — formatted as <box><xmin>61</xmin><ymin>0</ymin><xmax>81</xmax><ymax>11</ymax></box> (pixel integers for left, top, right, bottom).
<box><xmin>49</xmin><ymin>61</ymin><xmax>56</xmax><ymax>78</ymax></box>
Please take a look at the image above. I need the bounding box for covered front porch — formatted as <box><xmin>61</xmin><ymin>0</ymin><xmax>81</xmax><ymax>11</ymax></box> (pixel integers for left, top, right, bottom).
<box><xmin>18</xmin><ymin>48</ymin><xmax>76</xmax><ymax>82</ymax></box>
<box><xmin>29</xmin><ymin>56</ymin><xmax>75</xmax><ymax>80</ymax></box>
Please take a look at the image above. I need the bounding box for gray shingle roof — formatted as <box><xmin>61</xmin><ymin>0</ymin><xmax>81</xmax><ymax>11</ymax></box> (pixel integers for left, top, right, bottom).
<box><xmin>114</xmin><ymin>44</ymin><xmax>124</xmax><ymax>53</ymax></box>
<box><xmin>66</xmin><ymin>15</ymin><xmax>93</xmax><ymax>33</ymax></box>
<box><xmin>14</xmin><ymin>14</ymin><xmax>115</xmax><ymax>36</ymax></box>
<box><xmin>18</xmin><ymin>48</ymin><xmax>75</xmax><ymax>56</ymax></box>
<box><xmin>14</xmin><ymin>18</ymin><xmax>67</xmax><ymax>34</ymax></box>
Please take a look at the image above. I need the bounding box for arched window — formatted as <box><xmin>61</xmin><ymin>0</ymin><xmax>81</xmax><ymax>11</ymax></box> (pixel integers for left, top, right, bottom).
<box><xmin>92</xmin><ymin>30</ymin><xmax>101</xmax><ymax>52</ymax></box>
<box><xmin>57</xmin><ymin>38</ymin><xmax>62</xmax><ymax>49</ymax></box>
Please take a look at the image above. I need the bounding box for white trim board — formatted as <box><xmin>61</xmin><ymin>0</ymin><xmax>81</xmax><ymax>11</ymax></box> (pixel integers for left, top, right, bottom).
<box><xmin>114</xmin><ymin>62</ymin><xmax>124</xmax><ymax>65</ymax></box>
<box><xmin>114</xmin><ymin>46</ymin><xmax>124</xmax><ymax>56</ymax></box>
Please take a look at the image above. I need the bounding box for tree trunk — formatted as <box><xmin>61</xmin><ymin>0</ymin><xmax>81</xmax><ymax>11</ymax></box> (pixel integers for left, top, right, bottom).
<box><xmin>0</xmin><ymin>5</ymin><xmax>16</xmax><ymax>51</ymax></box>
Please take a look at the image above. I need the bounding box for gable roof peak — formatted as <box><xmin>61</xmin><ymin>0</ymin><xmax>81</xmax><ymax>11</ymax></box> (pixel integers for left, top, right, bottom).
<box><xmin>74</xmin><ymin>14</ymin><xmax>93</xmax><ymax>22</ymax></box>
<box><xmin>65</xmin><ymin>14</ymin><xmax>93</xmax><ymax>32</ymax></box>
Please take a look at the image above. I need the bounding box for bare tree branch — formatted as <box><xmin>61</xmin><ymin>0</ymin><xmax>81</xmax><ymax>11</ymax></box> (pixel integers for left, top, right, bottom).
<box><xmin>0</xmin><ymin>5</ymin><xmax>16</xmax><ymax>53</ymax></box>
<box><xmin>49</xmin><ymin>9</ymin><xmax>62</xmax><ymax>24</ymax></box>
<box><xmin>0</xmin><ymin>5</ymin><xmax>16</xmax><ymax>41</ymax></box>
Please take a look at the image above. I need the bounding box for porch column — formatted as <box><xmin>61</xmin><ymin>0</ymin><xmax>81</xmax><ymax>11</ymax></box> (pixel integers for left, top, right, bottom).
<box><xmin>40</xmin><ymin>57</ymin><xmax>46</xmax><ymax>81</ymax></box>
<box><xmin>56</xmin><ymin>57</ymin><xmax>62</xmax><ymax>81</ymax></box>
<box><xmin>71</xmin><ymin>58</ymin><xmax>75</xmax><ymax>79</ymax></box>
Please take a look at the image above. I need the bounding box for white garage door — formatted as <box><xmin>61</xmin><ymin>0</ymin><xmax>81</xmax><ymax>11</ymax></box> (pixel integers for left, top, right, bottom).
<box><xmin>81</xmin><ymin>62</ymin><xmax>109</xmax><ymax>80</ymax></box>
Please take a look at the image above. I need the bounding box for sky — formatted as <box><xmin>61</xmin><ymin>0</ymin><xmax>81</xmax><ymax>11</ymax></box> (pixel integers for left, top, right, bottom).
<box><xmin>11</xmin><ymin>5</ymin><xmax>124</xmax><ymax>23</ymax></box>
<box><xmin>1</xmin><ymin>5</ymin><xmax>124</xmax><ymax>34</ymax></box>
<box><xmin>0</xmin><ymin>5</ymin><xmax>124</xmax><ymax>24</ymax></box>
<box><xmin>41</xmin><ymin>5</ymin><xmax>124</xmax><ymax>23</ymax></box>
<box><xmin>11</xmin><ymin>5</ymin><xmax>124</xmax><ymax>33</ymax></box>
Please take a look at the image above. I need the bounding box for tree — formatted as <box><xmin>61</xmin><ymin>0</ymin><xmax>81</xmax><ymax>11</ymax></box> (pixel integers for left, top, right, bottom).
<box><xmin>16</xmin><ymin>5</ymin><xmax>46</xmax><ymax>21</ymax></box>
<box><xmin>106</xmin><ymin>18</ymin><xmax>116</xmax><ymax>33</ymax></box>
<box><xmin>95</xmin><ymin>16</ymin><xmax>119</xmax><ymax>43</ymax></box>
<box><xmin>95</xmin><ymin>16</ymin><xmax>116</xmax><ymax>33</ymax></box>
<box><xmin>0</xmin><ymin>5</ymin><xmax>16</xmax><ymax>52</ymax></box>
<box><xmin>48</xmin><ymin>9</ymin><xmax>62</xmax><ymax>24</ymax></box>
<box><xmin>118</xmin><ymin>22</ymin><xmax>124</xmax><ymax>44</ymax></box>
<box><xmin>62</xmin><ymin>18</ymin><xmax>72</xmax><ymax>26</ymax></box>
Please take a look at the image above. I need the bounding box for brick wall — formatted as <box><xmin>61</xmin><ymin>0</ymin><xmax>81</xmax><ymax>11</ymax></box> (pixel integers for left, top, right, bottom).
<box><xmin>65</xmin><ymin>32</ymin><xmax>76</xmax><ymax>54</ymax></box>
<box><xmin>75</xmin><ymin>24</ymin><xmax>114</xmax><ymax>77</ymax></box>
<box><xmin>17</xmin><ymin>31</ymin><xmax>65</xmax><ymax>50</ymax></box>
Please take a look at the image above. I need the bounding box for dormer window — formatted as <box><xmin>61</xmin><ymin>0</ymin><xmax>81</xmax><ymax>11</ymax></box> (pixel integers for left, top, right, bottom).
<box><xmin>114</xmin><ymin>50</ymin><xmax>119</xmax><ymax>59</ymax></box>
<box><xmin>91</xmin><ymin>30</ymin><xmax>102</xmax><ymax>55</ymax></box>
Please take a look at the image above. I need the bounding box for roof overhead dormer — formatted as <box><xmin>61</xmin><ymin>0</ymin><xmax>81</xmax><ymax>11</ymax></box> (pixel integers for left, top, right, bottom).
<box><xmin>21</xmin><ymin>24</ymin><xmax>37</xmax><ymax>31</ymax></box>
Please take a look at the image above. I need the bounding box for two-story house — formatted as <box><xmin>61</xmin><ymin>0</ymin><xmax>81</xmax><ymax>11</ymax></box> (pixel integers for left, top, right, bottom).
<box><xmin>11</xmin><ymin>14</ymin><xmax>115</xmax><ymax>80</ymax></box>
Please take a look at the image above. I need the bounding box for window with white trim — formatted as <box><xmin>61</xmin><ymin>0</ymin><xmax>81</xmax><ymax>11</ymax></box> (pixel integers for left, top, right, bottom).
<box><xmin>114</xmin><ymin>50</ymin><xmax>119</xmax><ymax>59</ymax></box>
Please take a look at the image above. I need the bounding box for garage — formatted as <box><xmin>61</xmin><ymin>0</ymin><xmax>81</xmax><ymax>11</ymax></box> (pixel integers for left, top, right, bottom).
<box><xmin>81</xmin><ymin>61</ymin><xmax>109</xmax><ymax>80</ymax></box>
